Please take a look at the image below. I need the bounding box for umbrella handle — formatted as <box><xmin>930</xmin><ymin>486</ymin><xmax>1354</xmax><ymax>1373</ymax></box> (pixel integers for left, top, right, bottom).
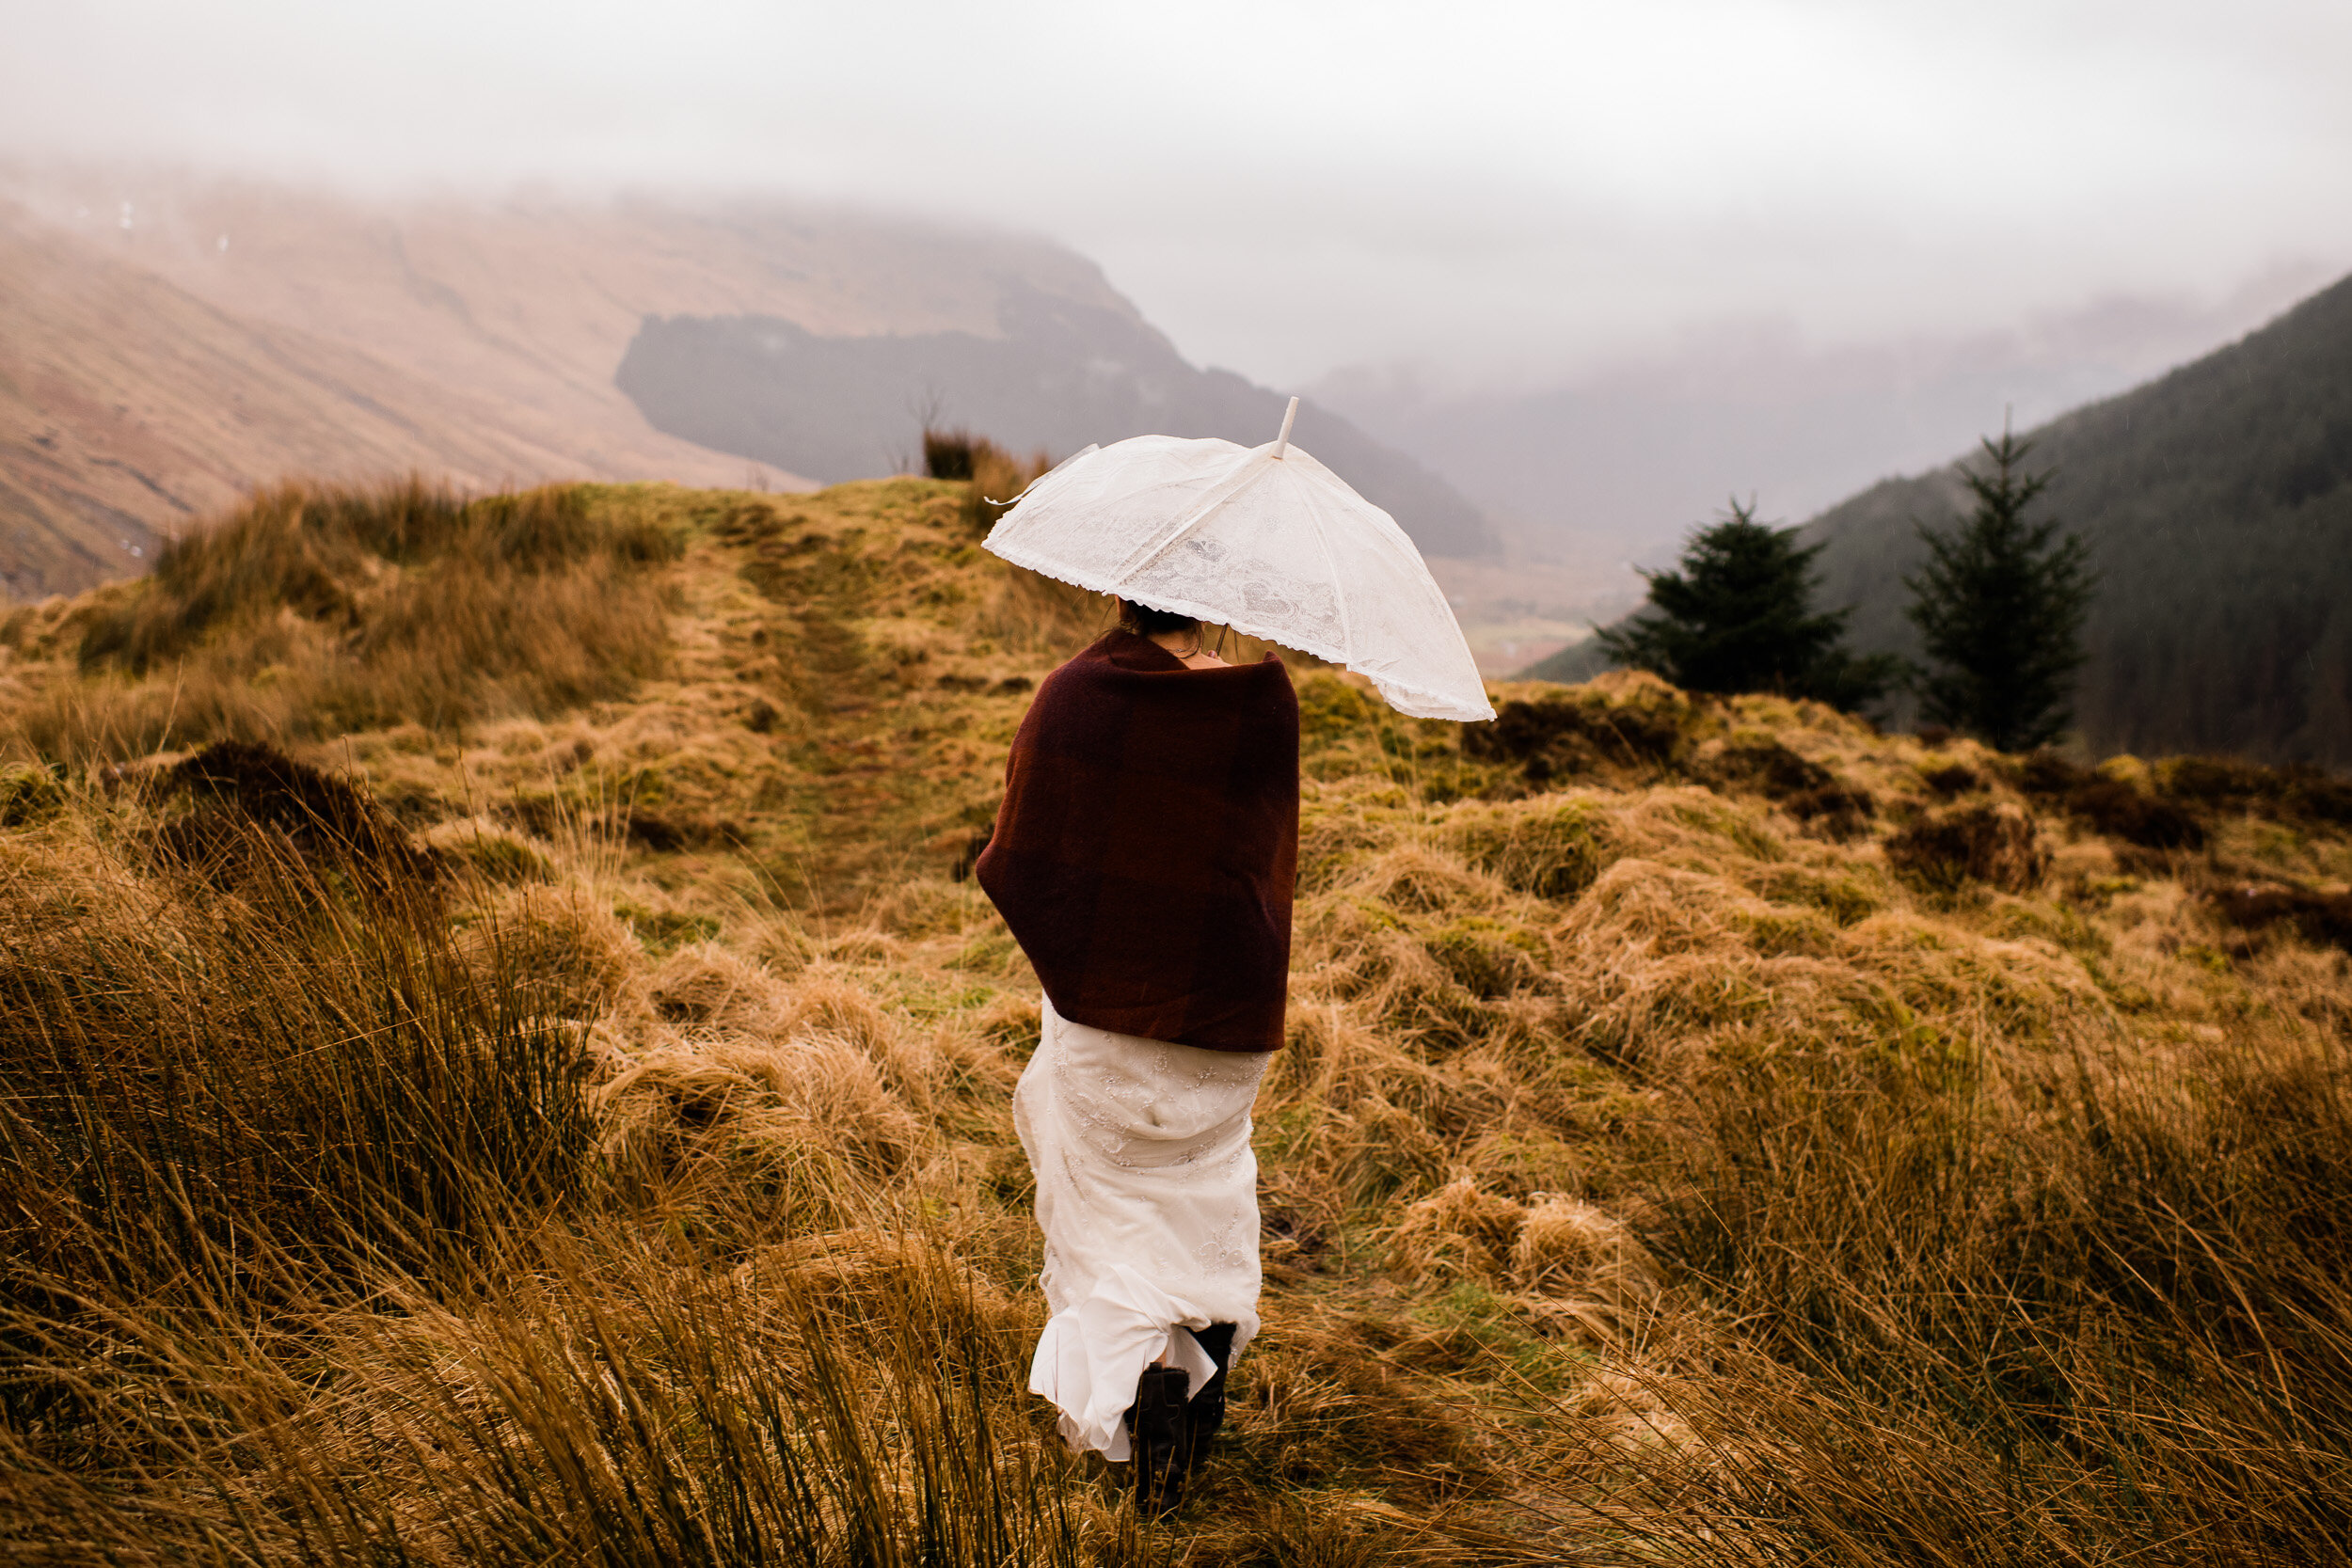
<box><xmin>1272</xmin><ymin>396</ymin><xmax>1298</xmax><ymax>461</ymax></box>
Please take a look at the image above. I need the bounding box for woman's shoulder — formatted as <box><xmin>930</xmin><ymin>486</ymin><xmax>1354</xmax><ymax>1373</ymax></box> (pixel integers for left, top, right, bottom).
<box><xmin>1057</xmin><ymin>631</ymin><xmax>1293</xmax><ymax>687</ymax></box>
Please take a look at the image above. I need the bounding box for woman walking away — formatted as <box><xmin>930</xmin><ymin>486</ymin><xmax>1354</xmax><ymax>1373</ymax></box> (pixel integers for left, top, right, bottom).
<box><xmin>974</xmin><ymin>597</ymin><xmax>1298</xmax><ymax>1518</ymax></box>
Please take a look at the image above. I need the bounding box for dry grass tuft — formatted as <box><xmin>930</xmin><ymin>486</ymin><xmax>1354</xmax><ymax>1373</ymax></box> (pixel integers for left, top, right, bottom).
<box><xmin>1510</xmin><ymin>1196</ymin><xmax>1660</xmax><ymax>1307</ymax></box>
<box><xmin>1391</xmin><ymin>1175</ymin><xmax>1528</xmax><ymax>1279</ymax></box>
<box><xmin>1885</xmin><ymin>799</ymin><xmax>2050</xmax><ymax>893</ymax></box>
<box><xmin>5</xmin><ymin>478</ymin><xmax>679</xmax><ymax>764</ymax></box>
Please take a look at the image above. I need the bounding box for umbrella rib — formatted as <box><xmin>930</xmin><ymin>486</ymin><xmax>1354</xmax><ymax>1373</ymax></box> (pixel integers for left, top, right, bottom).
<box><xmin>1105</xmin><ymin>455</ymin><xmax>1274</xmax><ymax>583</ymax></box>
<box><xmin>1298</xmin><ymin>480</ymin><xmax>1356</xmax><ymax>662</ymax></box>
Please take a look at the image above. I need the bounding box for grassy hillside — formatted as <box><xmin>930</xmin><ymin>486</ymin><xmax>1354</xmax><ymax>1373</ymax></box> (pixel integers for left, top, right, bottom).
<box><xmin>1528</xmin><ymin>270</ymin><xmax>2352</xmax><ymax>769</ymax></box>
<box><xmin>5</xmin><ymin>476</ymin><xmax>2352</xmax><ymax>1562</ymax></box>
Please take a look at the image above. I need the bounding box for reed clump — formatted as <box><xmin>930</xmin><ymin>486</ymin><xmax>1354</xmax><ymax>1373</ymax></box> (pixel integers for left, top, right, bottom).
<box><xmin>922</xmin><ymin>424</ymin><xmax>1053</xmax><ymax>535</ymax></box>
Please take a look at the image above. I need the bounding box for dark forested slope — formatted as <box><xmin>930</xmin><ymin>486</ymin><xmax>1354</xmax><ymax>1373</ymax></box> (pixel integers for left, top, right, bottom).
<box><xmin>614</xmin><ymin>285</ymin><xmax>1499</xmax><ymax>559</ymax></box>
<box><xmin>1530</xmin><ymin>269</ymin><xmax>2352</xmax><ymax>767</ymax></box>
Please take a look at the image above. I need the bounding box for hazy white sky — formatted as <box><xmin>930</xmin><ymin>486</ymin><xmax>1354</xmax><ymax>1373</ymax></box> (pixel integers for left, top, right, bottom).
<box><xmin>5</xmin><ymin>0</ymin><xmax>2348</xmax><ymax>388</ymax></box>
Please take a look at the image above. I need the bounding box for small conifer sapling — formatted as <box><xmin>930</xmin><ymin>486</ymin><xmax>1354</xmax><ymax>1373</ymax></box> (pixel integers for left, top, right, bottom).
<box><xmin>1904</xmin><ymin>428</ymin><xmax>2096</xmax><ymax>752</ymax></box>
<box><xmin>1597</xmin><ymin>499</ymin><xmax>1897</xmax><ymax>712</ymax></box>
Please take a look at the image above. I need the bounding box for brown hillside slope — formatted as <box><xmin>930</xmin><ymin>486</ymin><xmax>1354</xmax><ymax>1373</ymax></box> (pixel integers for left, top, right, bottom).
<box><xmin>4</xmin><ymin>477</ymin><xmax>2352</xmax><ymax>1561</ymax></box>
<box><xmin>0</xmin><ymin>206</ymin><xmax>762</xmax><ymax>598</ymax></box>
<box><xmin>0</xmin><ymin>164</ymin><xmax>1142</xmax><ymax>601</ymax></box>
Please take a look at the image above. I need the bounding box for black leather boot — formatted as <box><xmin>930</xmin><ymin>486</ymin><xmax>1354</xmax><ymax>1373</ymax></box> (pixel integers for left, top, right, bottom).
<box><xmin>1182</xmin><ymin>1323</ymin><xmax>1238</xmax><ymax>1484</ymax></box>
<box><xmin>1123</xmin><ymin>1364</ymin><xmax>1191</xmax><ymax>1517</ymax></box>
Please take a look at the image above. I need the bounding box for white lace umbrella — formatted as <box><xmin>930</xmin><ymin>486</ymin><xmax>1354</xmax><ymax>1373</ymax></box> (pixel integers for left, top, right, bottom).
<box><xmin>981</xmin><ymin>400</ymin><xmax>1494</xmax><ymax>722</ymax></box>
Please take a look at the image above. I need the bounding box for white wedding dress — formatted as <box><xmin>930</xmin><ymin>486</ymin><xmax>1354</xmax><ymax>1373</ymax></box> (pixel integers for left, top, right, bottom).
<box><xmin>1012</xmin><ymin>993</ymin><xmax>1269</xmax><ymax>1461</ymax></box>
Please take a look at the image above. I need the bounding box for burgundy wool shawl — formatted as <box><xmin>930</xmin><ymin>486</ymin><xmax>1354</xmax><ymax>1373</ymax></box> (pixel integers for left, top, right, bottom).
<box><xmin>975</xmin><ymin>629</ymin><xmax>1300</xmax><ymax>1053</ymax></box>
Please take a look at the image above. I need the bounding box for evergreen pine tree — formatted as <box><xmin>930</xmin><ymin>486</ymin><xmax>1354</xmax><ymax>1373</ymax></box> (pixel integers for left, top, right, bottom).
<box><xmin>1905</xmin><ymin>428</ymin><xmax>2097</xmax><ymax>752</ymax></box>
<box><xmin>1597</xmin><ymin>499</ymin><xmax>1896</xmax><ymax>710</ymax></box>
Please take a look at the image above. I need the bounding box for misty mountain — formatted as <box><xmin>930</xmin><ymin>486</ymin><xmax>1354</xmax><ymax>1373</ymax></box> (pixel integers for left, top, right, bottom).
<box><xmin>0</xmin><ymin>195</ymin><xmax>785</xmax><ymax>601</ymax></box>
<box><xmin>613</xmin><ymin>288</ymin><xmax>1499</xmax><ymax>560</ymax></box>
<box><xmin>1528</xmin><ymin>268</ymin><xmax>2352</xmax><ymax>769</ymax></box>
<box><xmin>0</xmin><ymin>166</ymin><xmax>1158</xmax><ymax>599</ymax></box>
<box><xmin>1312</xmin><ymin>270</ymin><xmax>2327</xmax><ymax>574</ymax></box>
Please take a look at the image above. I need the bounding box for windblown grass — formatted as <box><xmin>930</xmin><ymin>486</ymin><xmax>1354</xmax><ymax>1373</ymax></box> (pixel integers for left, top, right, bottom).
<box><xmin>3</xmin><ymin>473</ymin><xmax>2349</xmax><ymax>1562</ymax></box>
<box><xmin>0</xmin><ymin>767</ymin><xmax>1103</xmax><ymax>1564</ymax></box>
<box><xmin>1</xmin><ymin>479</ymin><xmax>681</xmax><ymax>763</ymax></box>
<box><xmin>1622</xmin><ymin>1017</ymin><xmax>2352</xmax><ymax>1563</ymax></box>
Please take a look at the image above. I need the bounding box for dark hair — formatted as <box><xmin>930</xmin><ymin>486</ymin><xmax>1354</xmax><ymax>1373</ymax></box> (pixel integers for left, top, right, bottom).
<box><xmin>1117</xmin><ymin>598</ymin><xmax>1200</xmax><ymax>638</ymax></box>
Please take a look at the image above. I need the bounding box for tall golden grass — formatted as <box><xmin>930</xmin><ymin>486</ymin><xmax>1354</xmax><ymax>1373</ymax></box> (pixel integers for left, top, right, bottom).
<box><xmin>0</xmin><ymin>768</ymin><xmax>1110</xmax><ymax>1563</ymax></box>
<box><xmin>3</xmin><ymin>472</ymin><xmax>2349</xmax><ymax>1561</ymax></box>
<box><xmin>1</xmin><ymin>479</ymin><xmax>681</xmax><ymax>765</ymax></box>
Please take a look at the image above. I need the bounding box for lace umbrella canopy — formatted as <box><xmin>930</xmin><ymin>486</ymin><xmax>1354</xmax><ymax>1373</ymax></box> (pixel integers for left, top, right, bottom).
<box><xmin>981</xmin><ymin>401</ymin><xmax>1495</xmax><ymax>722</ymax></box>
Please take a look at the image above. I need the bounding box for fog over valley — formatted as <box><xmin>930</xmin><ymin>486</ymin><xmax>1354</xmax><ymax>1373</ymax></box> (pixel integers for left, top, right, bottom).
<box><xmin>3</xmin><ymin>1</ymin><xmax>2349</xmax><ymax>672</ymax></box>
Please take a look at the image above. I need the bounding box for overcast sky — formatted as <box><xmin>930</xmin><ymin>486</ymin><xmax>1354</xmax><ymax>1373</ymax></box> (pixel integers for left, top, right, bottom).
<box><xmin>5</xmin><ymin>0</ymin><xmax>2348</xmax><ymax>389</ymax></box>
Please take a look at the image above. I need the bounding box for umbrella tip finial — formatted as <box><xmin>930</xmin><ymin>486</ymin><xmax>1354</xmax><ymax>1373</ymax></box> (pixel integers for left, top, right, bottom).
<box><xmin>1273</xmin><ymin>395</ymin><xmax>1299</xmax><ymax>461</ymax></box>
